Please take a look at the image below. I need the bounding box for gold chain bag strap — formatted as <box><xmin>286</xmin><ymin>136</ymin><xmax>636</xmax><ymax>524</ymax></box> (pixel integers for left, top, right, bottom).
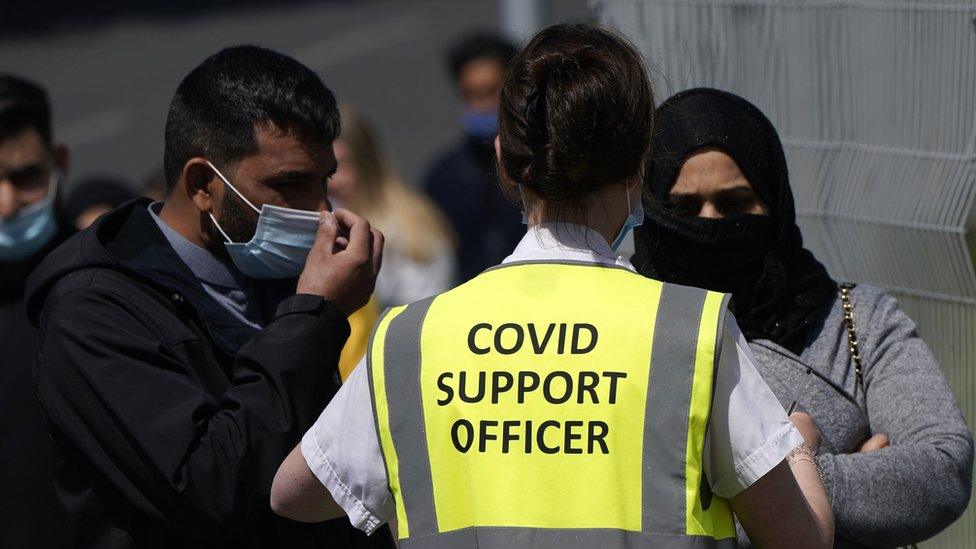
<box><xmin>841</xmin><ymin>284</ymin><xmax>920</xmax><ymax>549</ymax></box>
<box><xmin>839</xmin><ymin>283</ymin><xmax>866</xmax><ymax>394</ymax></box>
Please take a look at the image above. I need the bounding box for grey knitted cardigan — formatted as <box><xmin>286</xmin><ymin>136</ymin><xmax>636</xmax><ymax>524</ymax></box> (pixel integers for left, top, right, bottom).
<box><xmin>735</xmin><ymin>284</ymin><xmax>973</xmax><ymax>547</ymax></box>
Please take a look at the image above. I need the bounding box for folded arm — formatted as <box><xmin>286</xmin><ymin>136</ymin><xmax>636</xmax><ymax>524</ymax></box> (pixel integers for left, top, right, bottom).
<box><xmin>820</xmin><ymin>292</ymin><xmax>973</xmax><ymax>546</ymax></box>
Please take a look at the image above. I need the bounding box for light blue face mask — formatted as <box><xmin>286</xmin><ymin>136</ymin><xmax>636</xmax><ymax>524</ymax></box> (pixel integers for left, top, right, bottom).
<box><xmin>206</xmin><ymin>161</ymin><xmax>321</xmax><ymax>279</ymax></box>
<box><xmin>610</xmin><ymin>183</ymin><xmax>644</xmax><ymax>251</ymax></box>
<box><xmin>519</xmin><ymin>183</ymin><xmax>644</xmax><ymax>252</ymax></box>
<box><xmin>0</xmin><ymin>171</ymin><xmax>59</xmax><ymax>262</ymax></box>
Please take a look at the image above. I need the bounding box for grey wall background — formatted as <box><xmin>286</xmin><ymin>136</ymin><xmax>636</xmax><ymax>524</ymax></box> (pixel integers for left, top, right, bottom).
<box><xmin>1</xmin><ymin>0</ymin><xmax>491</xmax><ymax>189</ymax></box>
<box><xmin>0</xmin><ymin>0</ymin><xmax>591</xmax><ymax>192</ymax></box>
<box><xmin>593</xmin><ymin>0</ymin><xmax>976</xmax><ymax>546</ymax></box>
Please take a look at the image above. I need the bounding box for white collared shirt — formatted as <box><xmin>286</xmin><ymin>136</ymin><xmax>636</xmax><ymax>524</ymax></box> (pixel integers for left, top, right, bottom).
<box><xmin>501</xmin><ymin>222</ymin><xmax>636</xmax><ymax>269</ymax></box>
<box><xmin>301</xmin><ymin>223</ymin><xmax>802</xmax><ymax>534</ymax></box>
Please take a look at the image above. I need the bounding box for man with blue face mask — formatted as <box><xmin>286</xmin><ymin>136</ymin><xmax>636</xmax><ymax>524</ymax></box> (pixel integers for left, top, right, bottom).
<box><xmin>26</xmin><ymin>46</ymin><xmax>390</xmax><ymax>549</ymax></box>
<box><xmin>0</xmin><ymin>74</ymin><xmax>72</xmax><ymax>549</ymax></box>
<box><xmin>421</xmin><ymin>32</ymin><xmax>524</xmax><ymax>283</ymax></box>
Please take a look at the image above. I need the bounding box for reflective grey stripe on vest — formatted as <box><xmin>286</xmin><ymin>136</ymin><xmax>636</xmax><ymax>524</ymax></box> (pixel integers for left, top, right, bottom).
<box><xmin>399</xmin><ymin>527</ymin><xmax>737</xmax><ymax>549</ymax></box>
<box><xmin>365</xmin><ymin>306</ymin><xmax>396</xmax><ymax>514</ymax></box>
<box><xmin>375</xmin><ymin>296</ymin><xmax>439</xmax><ymax>537</ymax></box>
<box><xmin>643</xmin><ymin>283</ymin><xmax>708</xmax><ymax>533</ymax></box>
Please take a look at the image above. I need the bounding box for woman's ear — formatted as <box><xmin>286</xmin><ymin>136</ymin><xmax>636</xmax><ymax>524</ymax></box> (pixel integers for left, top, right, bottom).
<box><xmin>494</xmin><ymin>135</ymin><xmax>516</xmax><ymax>192</ymax></box>
<box><xmin>494</xmin><ymin>136</ymin><xmax>506</xmax><ymax>181</ymax></box>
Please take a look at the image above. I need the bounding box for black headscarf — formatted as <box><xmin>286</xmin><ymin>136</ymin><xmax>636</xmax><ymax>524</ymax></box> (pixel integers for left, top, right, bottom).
<box><xmin>634</xmin><ymin>88</ymin><xmax>836</xmax><ymax>353</ymax></box>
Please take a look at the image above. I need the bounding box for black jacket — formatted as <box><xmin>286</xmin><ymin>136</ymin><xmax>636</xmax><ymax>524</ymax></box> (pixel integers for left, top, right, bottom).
<box><xmin>0</xmin><ymin>221</ymin><xmax>73</xmax><ymax>549</ymax></box>
<box><xmin>25</xmin><ymin>199</ymin><xmax>393</xmax><ymax>548</ymax></box>
<box><xmin>421</xmin><ymin>135</ymin><xmax>523</xmax><ymax>282</ymax></box>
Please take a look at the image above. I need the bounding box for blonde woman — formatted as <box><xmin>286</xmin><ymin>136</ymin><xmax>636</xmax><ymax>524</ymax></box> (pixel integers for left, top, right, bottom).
<box><xmin>331</xmin><ymin>106</ymin><xmax>456</xmax><ymax>308</ymax></box>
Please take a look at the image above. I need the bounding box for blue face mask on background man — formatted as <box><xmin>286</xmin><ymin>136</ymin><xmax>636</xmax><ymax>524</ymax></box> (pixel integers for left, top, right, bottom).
<box><xmin>206</xmin><ymin>161</ymin><xmax>321</xmax><ymax>279</ymax></box>
<box><xmin>460</xmin><ymin>107</ymin><xmax>499</xmax><ymax>140</ymax></box>
<box><xmin>0</xmin><ymin>171</ymin><xmax>60</xmax><ymax>262</ymax></box>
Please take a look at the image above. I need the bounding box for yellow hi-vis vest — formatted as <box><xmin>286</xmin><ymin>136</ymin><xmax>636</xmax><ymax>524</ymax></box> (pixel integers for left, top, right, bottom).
<box><xmin>367</xmin><ymin>261</ymin><xmax>737</xmax><ymax>548</ymax></box>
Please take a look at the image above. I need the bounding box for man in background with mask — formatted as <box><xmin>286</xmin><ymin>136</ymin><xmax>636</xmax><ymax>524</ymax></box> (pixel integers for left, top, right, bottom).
<box><xmin>421</xmin><ymin>32</ymin><xmax>522</xmax><ymax>282</ymax></box>
<box><xmin>26</xmin><ymin>46</ymin><xmax>391</xmax><ymax>548</ymax></box>
<box><xmin>0</xmin><ymin>74</ymin><xmax>71</xmax><ymax>549</ymax></box>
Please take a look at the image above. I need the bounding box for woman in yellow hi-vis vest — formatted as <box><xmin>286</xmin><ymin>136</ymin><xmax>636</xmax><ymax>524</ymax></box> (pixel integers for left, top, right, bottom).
<box><xmin>271</xmin><ymin>23</ymin><xmax>834</xmax><ymax>548</ymax></box>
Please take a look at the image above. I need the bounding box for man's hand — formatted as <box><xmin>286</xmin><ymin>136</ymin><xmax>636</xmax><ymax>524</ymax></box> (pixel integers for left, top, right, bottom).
<box><xmin>297</xmin><ymin>209</ymin><xmax>383</xmax><ymax>316</ymax></box>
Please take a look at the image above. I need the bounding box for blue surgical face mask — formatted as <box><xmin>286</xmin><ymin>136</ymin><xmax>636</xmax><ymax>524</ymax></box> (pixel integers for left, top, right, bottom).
<box><xmin>460</xmin><ymin>107</ymin><xmax>499</xmax><ymax>139</ymax></box>
<box><xmin>0</xmin><ymin>171</ymin><xmax>59</xmax><ymax>262</ymax></box>
<box><xmin>206</xmin><ymin>161</ymin><xmax>321</xmax><ymax>279</ymax></box>
<box><xmin>610</xmin><ymin>183</ymin><xmax>644</xmax><ymax>251</ymax></box>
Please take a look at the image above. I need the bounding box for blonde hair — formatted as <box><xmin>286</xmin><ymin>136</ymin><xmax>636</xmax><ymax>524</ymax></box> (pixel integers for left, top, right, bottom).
<box><xmin>337</xmin><ymin>105</ymin><xmax>454</xmax><ymax>262</ymax></box>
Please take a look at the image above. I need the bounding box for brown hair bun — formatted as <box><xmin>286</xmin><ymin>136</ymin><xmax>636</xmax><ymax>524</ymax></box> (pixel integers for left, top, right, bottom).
<box><xmin>499</xmin><ymin>23</ymin><xmax>654</xmax><ymax>206</ymax></box>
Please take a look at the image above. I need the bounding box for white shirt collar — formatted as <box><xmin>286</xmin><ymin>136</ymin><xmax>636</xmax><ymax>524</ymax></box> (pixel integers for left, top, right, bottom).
<box><xmin>501</xmin><ymin>222</ymin><xmax>635</xmax><ymax>271</ymax></box>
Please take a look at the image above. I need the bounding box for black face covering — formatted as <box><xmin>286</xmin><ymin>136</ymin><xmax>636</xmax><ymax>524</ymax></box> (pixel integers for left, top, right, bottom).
<box><xmin>634</xmin><ymin>88</ymin><xmax>837</xmax><ymax>353</ymax></box>
<box><xmin>643</xmin><ymin>213</ymin><xmax>774</xmax><ymax>296</ymax></box>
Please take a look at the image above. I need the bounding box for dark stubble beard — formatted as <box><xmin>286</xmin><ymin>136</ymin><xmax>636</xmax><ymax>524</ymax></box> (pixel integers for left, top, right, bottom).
<box><xmin>207</xmin><ymin>189</ymin><xmax>259</xmax><ymax>253</ymax></box>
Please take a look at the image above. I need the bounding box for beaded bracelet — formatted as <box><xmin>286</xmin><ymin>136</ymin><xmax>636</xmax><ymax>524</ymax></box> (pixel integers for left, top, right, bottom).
<box><xmin>786</xmin><ymin>444</ymin><xmax>824</xmax><ymax>482</ymax></box>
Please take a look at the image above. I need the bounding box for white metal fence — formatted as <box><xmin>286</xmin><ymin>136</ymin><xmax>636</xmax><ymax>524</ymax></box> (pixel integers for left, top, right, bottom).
<box><xmin>590</xmin><ymin>0</ymin><xmax>976</xmax><ymax>545</ymax></box>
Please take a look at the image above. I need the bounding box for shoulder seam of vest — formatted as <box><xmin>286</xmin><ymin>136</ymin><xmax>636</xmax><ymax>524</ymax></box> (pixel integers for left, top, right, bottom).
<box><xmin>480</xmin><ymin>259</ymin><xmax>638</xmax><ymax>275</ymax></box>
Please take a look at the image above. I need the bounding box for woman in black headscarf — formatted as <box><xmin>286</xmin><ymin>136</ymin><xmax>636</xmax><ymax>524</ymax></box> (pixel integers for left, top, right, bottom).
<box><xmin>636</xmin><ymin>88</ymin><xmax>973</xmax><ymax>548</ymax></box>
<box><xmin>636</xmin><ymin>88</ymin><xmax>836</xmax><ymax>352</ymax></box>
